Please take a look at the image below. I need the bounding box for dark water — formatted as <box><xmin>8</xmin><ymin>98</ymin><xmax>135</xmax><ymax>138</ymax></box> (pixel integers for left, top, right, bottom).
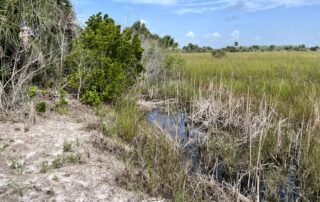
<box><xmin>147</xmin><ymin>110</ymin><xmax>189</xmax><ymax>141</ymax></box>
<box><xmin>147</xmin><ymin>109</ymin><xmax>200</xmax><ymax>171</ymax></box>
<box><xmin>147</xmin><ymin>110</ymin><xmax>200</xmax><ymax>142</ymax></box>
<box><xmin>147</xmin><ymin>109</ymin><xmax>300</xmax><ymax>201</ymax></box>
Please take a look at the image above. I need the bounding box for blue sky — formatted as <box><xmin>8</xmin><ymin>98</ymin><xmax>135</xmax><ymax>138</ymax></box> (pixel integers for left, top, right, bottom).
<box><xmin>71</xmin><ymin>0</ymin><xmax>320</xmax><ymax>48</ymax></box>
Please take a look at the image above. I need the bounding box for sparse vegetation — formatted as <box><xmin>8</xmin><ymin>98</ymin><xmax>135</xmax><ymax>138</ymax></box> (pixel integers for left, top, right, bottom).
<box><xmin>10</xmin><ymin>159</ymin><xmax>23</xmax><ymax>170</ymax></box>
<box><xmin>51</xmin><ymin>157</ymin><xmax>64</xmax><ymax>169</ymax></box>
<box><xmin>52</xmin><ymin>174</ymin><xmax>59</xmax><ymax>181</ymax></box>
<box><xmin>0</xmin><ymin>143</ymin><xmax>9</xmax><ymax>151</ymax></box>
<box><xmin>35</xmin><ymin>101</ymin><xmax>47</xmax><ymax>113</ymax></box>
<box><xmin>64</xmin><ymin>153</ymin><xmax>82</xmax><ymax>164</ymax></box>
<box><xmin>40</xmin><ymin>160</ymin><xmax>49</xmax><ymax>173</ymax></box>
<box><xmin>63</xmin><ymin>141</ymin><xmax>72</xmax><ymax>152</ymax></box>
<box><xmin>51</xmin><ymin>153</ymin><xmax>82</xmax><ymax>169</ymax></box>
<box><xmin>10</xmin><ymin>182</ymin><xmax>25</xmax><ymax>197</ymax></box>
<box><xmin>75</xmin><ymin>138</ymin><xmax>80</xmax><ymax>148</ymax></box>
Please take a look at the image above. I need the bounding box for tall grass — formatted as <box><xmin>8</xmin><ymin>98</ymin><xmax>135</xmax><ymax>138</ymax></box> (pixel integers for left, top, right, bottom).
<box><xmin>130</xmin><ymin>51</ymin><xmax>320</xmax><ymax>200</ymax></box>
<box><xmin>114</xmin><ymin>97</ymin><xmax>253</xmax><ymax>201</ymax></box>
<box><xmin>178</xmin><ymin>52</ymin><xmax>320</xmax><ymax>120</ymax></box>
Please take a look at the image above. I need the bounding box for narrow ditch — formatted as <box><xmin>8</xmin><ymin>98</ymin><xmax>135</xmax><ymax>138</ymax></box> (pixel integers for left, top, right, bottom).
<box><xmin>145</xmin><ymin>107</ymin><xmax>300</xmax><ymax>201</ymax></box>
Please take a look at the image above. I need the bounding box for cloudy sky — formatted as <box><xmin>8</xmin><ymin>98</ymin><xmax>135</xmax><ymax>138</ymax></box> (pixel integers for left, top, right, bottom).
<box><xmin>71</xmin><ymin>0</ymin><xmax>320</xmax><ymax>48</ymax></box>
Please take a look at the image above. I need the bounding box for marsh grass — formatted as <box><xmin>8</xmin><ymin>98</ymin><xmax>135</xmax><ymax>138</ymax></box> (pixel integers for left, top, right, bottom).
<box><xmin>178</xmin><ymin>52</ymin><xmax>320</xmax><ymax>120</ymax></box>
<box><xmin>112</xmin><ymin>97</ymin><xmax>252</xmax><ymax>201</ymax></box>
<box><xmin>116</xmin><ymin>51</ymin><xmax>320</xmax><ymax>200</ymax></box>
<box><xmin>116</xmin><ymin>98</ymin><xmax>141</xmax><ymax>142</ymax></box>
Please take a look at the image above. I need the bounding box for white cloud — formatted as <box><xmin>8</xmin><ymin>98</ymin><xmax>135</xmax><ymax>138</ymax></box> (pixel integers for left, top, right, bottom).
<box><xmin>186</xmin><ymin>31</ymin><xmax>195</xmax><ymax>38</ymax></box>
<box><xmin>111</xmin><ymin>0</ymin><xmax>320</xmax><ymax>15</ymax></box>
<box><xmin>205</xmin><ymin>32</ymin><xmax>221</xmax><ymax>40</ymax></box>
<box><xmin>212</xmin><ymin>32</ymin><xmax>221</xmax><ymax>38</ymax></box>
<box><xmin>231</xmin><ymin>30</ymin><xmax>240</xmax><ymax>40</ymax></box>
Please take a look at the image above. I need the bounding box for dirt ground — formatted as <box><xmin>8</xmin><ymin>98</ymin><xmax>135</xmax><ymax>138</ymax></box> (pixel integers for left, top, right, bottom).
<box><xmin>0</xmin><ymin>101</ymin><xmax>155</xmax><ymax>202</ymax></box>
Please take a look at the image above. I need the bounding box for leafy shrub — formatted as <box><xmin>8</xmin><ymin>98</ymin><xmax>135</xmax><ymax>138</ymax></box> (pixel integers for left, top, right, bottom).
<box><xmin>36</xmin><ymin>101</ymin><xmax>47</xmax><ymax>113</ymax></box>
<box><xmin>55</xmin><ymin>90</ymin><xmax>68</xmax><ymax>107</ymax></box>
<box><xmin>28</xmin><ymin>86</ymin><xmax>38</xmax><ymax>98</ymax></box>
<box><xmin>66</xmin><ymin>13</ymin><xmax>144</xmax><ymax>105</ymax></box>
<box><xmin>82</xmin><ymin>88</ymin><xmax>101</xmax><ymax>106</ymax></box>
<box><xmin>59</xmin><ymin>90</ymin><xmax>68</xmax><ymax>106</ymax></box>
<box><xmin>212</xmin><ymin>49</ymin><xmax>226</xmax><ymax>58</ymax></box>
<box><xmin>54</xmin><ymin>90</ymin><xmax>69</xmax><ymax>113</ymax></box>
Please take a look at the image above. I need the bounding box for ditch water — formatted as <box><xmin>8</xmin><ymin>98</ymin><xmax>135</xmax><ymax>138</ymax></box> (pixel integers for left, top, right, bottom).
<box><xmin>147</xmin><ymin>110</ymin><xmax>200</xmax><ymax>171</ymax></box>
<box><xmin>147</xmin><ymin>109</ymin><xmax>226</xmax><ymax>178</ymax></box>
<box><xmin>146</xmin><ymin>109</ymin><xmax>300</xmax><ymax>202</ymax></box>
<box><xmin>147</xmin><ymin>110</ymin><xmax>197</xmax><ymax>143</ymax></box>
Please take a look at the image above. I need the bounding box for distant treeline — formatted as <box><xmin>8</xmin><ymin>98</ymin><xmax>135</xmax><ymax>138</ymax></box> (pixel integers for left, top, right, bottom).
<box><xmin>182</xmin><ymin>43</ymin><xmax>320</xmax><ymax>53</ymax></box>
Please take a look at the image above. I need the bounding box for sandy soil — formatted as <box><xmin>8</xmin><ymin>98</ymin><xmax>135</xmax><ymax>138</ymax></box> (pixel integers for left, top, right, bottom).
<box><xmin>0</xmin><ymin>102</ymin><xmax>154</xmax><ymax>202</ymax></box>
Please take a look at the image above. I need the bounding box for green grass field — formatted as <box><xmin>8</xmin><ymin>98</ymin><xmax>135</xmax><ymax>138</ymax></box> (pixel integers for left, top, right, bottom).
<box><xmin>178</xmin><ymin>52</ymin><xmax>320</xmax><ymax>119</ymax></box>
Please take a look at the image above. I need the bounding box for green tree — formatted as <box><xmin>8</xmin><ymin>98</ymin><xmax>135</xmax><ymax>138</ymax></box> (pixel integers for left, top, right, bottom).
<box><xmin>66</xmin><ymin>13</ymin><xmax>144</xmax><ymax>105</ymax></box>
<box><xmin>131</xmin><ymin>21</ymin><xmax>152</xmax><ymax>40</ymax></box>
<box><xmin>310</xmin><ymin>46</ymin><xmax>319</xmax><ymax>51</ymax></box>
<box><xmin>295</xmin><ymin>44</ymin><xmax>306</xmax><ymax>51</ymax></box>
<box><xmin>159</xmin><ymin>35</ymin><xmax>178</xmax><ymax>49</ymax></box>
<box><xmin>251</xmin><ymin>45</ymin><xmax>260</xmax><ymax>51</ymax></box>
<box><xmin>269</xmin><ymin>45</ymin><xmax>276</xmax><ymax>51</ymax></box>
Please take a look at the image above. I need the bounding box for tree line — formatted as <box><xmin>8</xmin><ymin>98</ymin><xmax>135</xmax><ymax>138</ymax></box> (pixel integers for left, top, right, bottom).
<box><xmin>182</xmin><ymin>42</ymin><xmax>320</xmax><ymax>53</ymax></box>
